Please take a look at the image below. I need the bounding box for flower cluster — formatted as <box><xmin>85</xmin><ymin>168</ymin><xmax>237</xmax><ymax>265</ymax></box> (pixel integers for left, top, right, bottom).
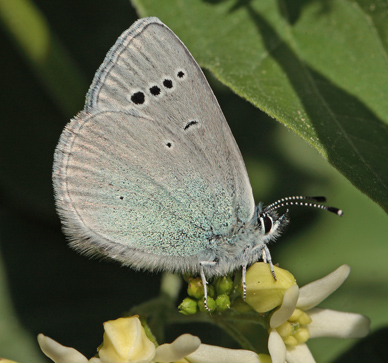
<box><xmin>244</xmin><ymin>263</ymin><xmax>370</xmax><ymax>363</ymax></box>
<box><xmin>37</xmin><ymin>315</ymin><xmax>260</xmax><ymax>363</ymax></box>
<box><xmin>179</xmin><ymin>275</ymin><xmax>234</xmax><ymax>314</ymax></box>
<box><xmin>1</xmin><ymin>263</ymin><xmax>370</xmax><ymax>363</ymax></box>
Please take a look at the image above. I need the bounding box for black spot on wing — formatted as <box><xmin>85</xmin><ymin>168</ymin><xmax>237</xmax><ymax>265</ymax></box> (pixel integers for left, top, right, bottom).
<box><xmin>184</xmin><ymin>120</ymin><xmax>198</xmax><ymax>131</ymax></box>
<box><xmin>131</xmin><ymin>91</ymin><xmax>145</xmax><ymax>104</ymax></box>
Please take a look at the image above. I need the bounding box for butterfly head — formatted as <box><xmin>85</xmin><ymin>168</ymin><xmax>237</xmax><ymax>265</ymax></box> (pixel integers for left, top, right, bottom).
<box><xmin>257</xmin><ymin>203</ymin><xmax>289</xmax><ymax>240</ymax></box>
<box><xmin>256</xmin><ymin>195</ymin><xmax>343</xmax><ymax>239</ymax></box>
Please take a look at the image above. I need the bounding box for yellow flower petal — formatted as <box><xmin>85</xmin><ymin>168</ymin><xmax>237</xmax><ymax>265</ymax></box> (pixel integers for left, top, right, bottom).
<box><xmin>276</xmin><ymin>321</ymin><xmax>292</xmax><ymax>338</ymax></box>
<box><xmin>257</xmin><ymin>354</ymin><xmax>272</xmax><ymax>363</ymax></box>
<box><xmin>294</xmin><ymin>328</ymin><xmax>310</xmax><ymax>344</ymax></box>
<box><xmin>245</xmin><ymin>263</ymin><xmax>296</xmax><ymax>313</ymax></box>
<box><xmin>283</xmin><ymin>335</ymin><xmax>298</xmax><ymax>346</ymax></box>
<box><xmin>98</xmin><ymin>316</ymin><xmax>155</xmax><ymax>363</ymax></box>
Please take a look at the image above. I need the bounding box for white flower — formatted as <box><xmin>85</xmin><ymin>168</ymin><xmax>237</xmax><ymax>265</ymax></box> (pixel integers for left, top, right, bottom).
<box><xmin>185</xmin><ymin>344</ymin><xmax>261</xmax><ymax>363</ymax></box>
<box><xmin>37</xmin><ymin>333</ymin><xmax>90</xmax><ymax>363</ymax></box>
<box><xmin>268</xmin><ymin>265</ymin><xmax>370</xmax><ymax>363</ymax></box>
<box><xmin>38</xmin><ymin>315</ymin><xmax>261</xmax><ymax>363</ymax></box>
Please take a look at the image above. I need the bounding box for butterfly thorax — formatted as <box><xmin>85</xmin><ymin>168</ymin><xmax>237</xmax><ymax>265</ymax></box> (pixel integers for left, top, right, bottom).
<box><xmin>199</xmin><ymin>206</ymin><xmax>288</xmax><ymax>276</ymax></box>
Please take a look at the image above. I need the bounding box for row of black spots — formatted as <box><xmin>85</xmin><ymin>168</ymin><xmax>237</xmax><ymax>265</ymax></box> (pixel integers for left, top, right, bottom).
<box><xmin>130</xmin><ymin>69</ymin><xmax>187</xmax><ymax>105</ymax></box>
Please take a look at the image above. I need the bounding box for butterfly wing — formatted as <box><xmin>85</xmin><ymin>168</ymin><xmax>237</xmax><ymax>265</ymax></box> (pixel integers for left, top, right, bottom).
<box><xmin>53</xmin><ymin>18</ymin><xmax>255</xmax><ymax>274</ymax></box>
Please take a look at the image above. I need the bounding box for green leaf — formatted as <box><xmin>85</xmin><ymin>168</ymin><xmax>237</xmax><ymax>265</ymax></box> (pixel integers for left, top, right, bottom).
<box><xmin>132</xmin><ymin>0</ymin><xmax>388</xmax><ymax>213</ymax></box>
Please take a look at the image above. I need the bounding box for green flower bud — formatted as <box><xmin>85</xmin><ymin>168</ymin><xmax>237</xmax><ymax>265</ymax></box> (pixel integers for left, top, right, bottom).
<box><xmin>198</xmin><ymin>296</ymin><xmax>216</xmax><ymax>313</ymax></box>
<box><xmin>215</xmin><ymin>294</ymin><xmax>231</xmax><ymax>312</ymax></box>
<box><xmin>178</xmin><ymin>297</ymin><xmax>198</xmax><ymax>315</ymax></box>
<box><xmin>187</xmin><ymin>277</ymin><xmax>204</xmax><ymax>299</ymax></box>
<box><xmin>215</xmin><ymin>275</ymin><xmax>234</xmax><ymax>295</ymax></box>
<box><xmin>207</xmin><ymin>284</ymin><xmax>216</xmax><ymax>298</ymax></box>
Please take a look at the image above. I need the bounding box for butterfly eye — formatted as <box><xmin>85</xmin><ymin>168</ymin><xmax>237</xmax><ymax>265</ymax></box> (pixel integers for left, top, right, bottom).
<box><xmin>260</xmin><ymin>214</ymin><xmax>273</xmax><ymax>235</ymax></box>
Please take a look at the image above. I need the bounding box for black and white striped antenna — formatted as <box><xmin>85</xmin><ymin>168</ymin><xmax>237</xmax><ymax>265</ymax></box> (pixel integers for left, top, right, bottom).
<box><xmin>263</xmin><ymin>195</ymin><xmax>343</xmax><ymax>216</ymax></box>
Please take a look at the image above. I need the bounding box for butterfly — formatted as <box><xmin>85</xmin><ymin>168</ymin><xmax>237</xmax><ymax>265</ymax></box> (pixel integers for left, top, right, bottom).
<box><xmin>53</xmin><ymin>18</ymin><xmax>342</xmax><ymax>309</ymax></box>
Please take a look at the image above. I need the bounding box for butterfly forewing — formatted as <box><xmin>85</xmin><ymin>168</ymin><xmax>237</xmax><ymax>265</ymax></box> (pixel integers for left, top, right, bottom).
<box><xmin>53</xmin><ymin>17</ymin><xmax>255</xmax><ymax>273</ymax></box>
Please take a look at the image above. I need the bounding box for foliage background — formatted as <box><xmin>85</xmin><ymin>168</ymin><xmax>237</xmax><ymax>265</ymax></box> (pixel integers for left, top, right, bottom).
<box><xmin>0</xmin><ymin>0</ymin><xmax>387</xmax><ymax>362</ymax></box>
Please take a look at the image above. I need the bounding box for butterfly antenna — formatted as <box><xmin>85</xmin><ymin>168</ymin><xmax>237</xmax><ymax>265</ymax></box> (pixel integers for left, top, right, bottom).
<box><xmin>263</xmin><ymin>195</ymin><xmax>343</xmax><ymax>216</ymax></box>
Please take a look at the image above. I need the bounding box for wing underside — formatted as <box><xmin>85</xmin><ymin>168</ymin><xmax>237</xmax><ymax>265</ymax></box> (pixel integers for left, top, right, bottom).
<box><xmin>53</xmin><ymin>18</ymin><xmax>255</xmax><ymax>273</ymax></box>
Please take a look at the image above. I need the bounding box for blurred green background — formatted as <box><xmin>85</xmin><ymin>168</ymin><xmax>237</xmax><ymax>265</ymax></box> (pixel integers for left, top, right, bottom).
<box><xmin>1</xmin><ymin>1</ymin><xmax>387</xmax><ymax>362</ymax></box>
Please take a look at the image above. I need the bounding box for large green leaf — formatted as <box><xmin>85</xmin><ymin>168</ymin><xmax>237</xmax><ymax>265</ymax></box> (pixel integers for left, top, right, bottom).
<box><xmin>132</xmin><ymin>0</ymin><xmax>388</xmax><ymax>213</ymax></box>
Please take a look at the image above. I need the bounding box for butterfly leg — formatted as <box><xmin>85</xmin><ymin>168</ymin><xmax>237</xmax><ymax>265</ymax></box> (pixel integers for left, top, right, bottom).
<box><xmin>243</xmin><ymin>244</ymin><xmax>277</xmax><ymax>300</ymax></box>
<box><xmin>242</xmin><ymin>263</ymin><xmax>247</xmax><ymax>300</ymax></box>
<box><xmin>262</xmin><ymin>245</ymin><xmax>277</xmax><ymax>281</ymax></box>
<box><xmin>199</xmin><ymin>261</ymin><xmax>216</xmax><ymax>312</ymax></box>
<box><xmin>241</xmin><ymin>246</ymin><xmax>252</xmax><ymax>300</ymax></box>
